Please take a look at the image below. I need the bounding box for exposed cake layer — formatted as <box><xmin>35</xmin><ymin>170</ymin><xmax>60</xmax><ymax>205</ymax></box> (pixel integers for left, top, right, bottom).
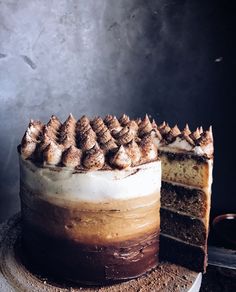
<box><xmin>160</xmin><ymin>234</ymin><xmax>207</xmax><ymax>272</ymax></box>
<box><xmin>159</xmin><ymin>148</ymin><xmax>213</xmax><ymax>273</ymax></box>
<box><xmin>19</xmin><ymin>156</ymin><xmax>161</xmax><ymax>202</ymax></box>
<box><xmin>160</xmin><ymin>208</ymin><xmax>207</xmax><ymax>246</ymax></box>
<box><xmin>21</xmin><ymin>187</ymin><xmax>160</xmax><ymax>244</ymax></box>
<box><xmin>22</xmin><ymin>221</ymin><xmax>159</xmax><ymax>284</ymax></box>
<box><xmin>159</xmin><ymin>151</ymin><xmax>213</xmax><ymax>188</ymax></box>
<box><xmin>161</xmin><ymin>181</ymin><xmax>210</xmax><ymax>218</ymax></box>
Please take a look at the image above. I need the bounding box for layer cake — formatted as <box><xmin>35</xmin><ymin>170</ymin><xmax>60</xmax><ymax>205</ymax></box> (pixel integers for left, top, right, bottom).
<box><xmin>155</xmin><ymin>122</ymin><xmax>213</xmax><ymax>272</ymax></box>
<box><xmin>19</xmin><ymin>114</ymin><xmax>161</xmax><ymax>284</ymax></box>
<box><xmin>18</xmin><ymin>113</ymin><xmax>214</xmax><ymax>284</ymax></box>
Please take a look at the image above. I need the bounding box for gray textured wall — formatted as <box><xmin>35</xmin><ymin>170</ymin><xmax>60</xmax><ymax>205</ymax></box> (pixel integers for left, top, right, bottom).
<box><xmin>0</xmin><ymin>0</ymin><xmax>234</xmax><ymax>221</ymax></box>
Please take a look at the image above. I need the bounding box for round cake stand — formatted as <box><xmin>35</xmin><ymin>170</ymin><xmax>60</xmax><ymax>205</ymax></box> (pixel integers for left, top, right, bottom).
<box><xmin>0</xmin><ymin>214</ymin><xmax>202</xmax><ymax>292</ymax></box>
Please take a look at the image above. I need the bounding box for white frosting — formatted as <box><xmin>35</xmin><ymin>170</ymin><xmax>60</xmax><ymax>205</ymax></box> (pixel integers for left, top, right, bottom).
<box><xmin>196</xmin><ymin>143</ymin><xmax>214</xmax><ymax>157</ymax></box>
<box><xmin>193</xmin><ymin>146</ymin><xmax>204</xmax><ymax>155</ymax></box>
<box><xmin>159</xmin><ymin>136</ymin><xmax>213</xmax><ymax>157</ymax></box>
<box><xmin>20</xmin><ymin>156</ymin><xmax>161</xmax><ymax>202</ymax></box>
<box><xmin>164</xmin><ymin>137</ymin><xmax>193</xmax><ymax>151</ymax></box>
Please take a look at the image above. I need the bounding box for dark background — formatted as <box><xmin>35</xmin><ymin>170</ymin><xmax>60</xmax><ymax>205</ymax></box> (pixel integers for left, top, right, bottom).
<box><xmin>0</xmin><ymin>0</ymin><xmax>235</xmax><ymax>222</ymax></box>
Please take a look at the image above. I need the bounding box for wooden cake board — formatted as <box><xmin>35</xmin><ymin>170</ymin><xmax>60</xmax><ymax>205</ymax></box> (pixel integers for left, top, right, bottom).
<box><xmin>0</xmin><ymin>214</ymin><xmax>202</xmax><ymax>292</ymax></box>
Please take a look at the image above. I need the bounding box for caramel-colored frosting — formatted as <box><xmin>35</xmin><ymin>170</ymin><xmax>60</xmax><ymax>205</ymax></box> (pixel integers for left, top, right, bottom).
<box><xmin>19</xmin><ymin>113</ymin><xmax>214</xmax><ymax>170</ymax></box>
<box><xmin>21</xmin><ymin>186</ymin><xmax>160</xmax><ymax>244</ymax></box>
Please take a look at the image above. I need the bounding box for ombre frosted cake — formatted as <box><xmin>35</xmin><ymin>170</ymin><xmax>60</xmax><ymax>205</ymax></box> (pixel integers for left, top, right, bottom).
<box><xmin>18</xmin><ymin>113</ymin><xmax>213</xmax><ymax>285</ymax></box>
<box><xmin>19</xmin><ymin>114</ymin><xmax>161</xmax><ymax>284</ymax></box>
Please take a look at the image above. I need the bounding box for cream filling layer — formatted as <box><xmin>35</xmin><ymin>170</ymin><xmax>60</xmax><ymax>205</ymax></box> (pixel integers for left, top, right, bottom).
<box><xmin>20</xmin><ymin>156</ymin><xmax>161</xmax><ymax>202</ymax></box>
<box><xmin>162</xmin><ymin>179</ymin><xmax>212</xmax><ymax>194</ymax></box>
<box><xmin>160</xmin><ymin>233</ymin><xmax>206</xmax><ymax>248</ymax></box>
<box><xmin>161</xmin><ymin>206</ymin><xmax>207</xmax><ymax>222</ymax></box>
<box><xmin>159</xmin><ymin>137</ymin><xmax>213</xmax><ymax>157</ymax></box>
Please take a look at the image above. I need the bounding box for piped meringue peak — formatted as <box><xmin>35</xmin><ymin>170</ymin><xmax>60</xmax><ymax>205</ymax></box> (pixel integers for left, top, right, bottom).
<box><xmin>19</xmin><ymin>114</ymin><xmax>214</xmax><ymax>170</ymax></box>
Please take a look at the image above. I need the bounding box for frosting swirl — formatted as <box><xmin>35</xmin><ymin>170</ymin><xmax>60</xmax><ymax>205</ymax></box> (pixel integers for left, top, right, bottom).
<box><xmin>139</xmin><ymin>135</ymin><xmax>158</xmax><ymax>163</ymax></box>
<box><xmin>60</xmin><ymin>135</ymin><xmax>76</xmax><ymax>150</ymax></box>
<box><xmin>125</xmin><ymin>140</ymin><xmax>141</xmax><ymax>165</ymax></box>
<box><xmin>79</xmin><ymin>132</ymin><xmax>96</xmax><ymax>151</ymax></box>
<box><xmin>195</xmin><ymin>127</ymin><xmax>214</xmax><ymax>157</ymax></box>
<box><xmin>42</xmin><ymin>126</ymin><xmax>57</xmax><ymax>142</ymax></box>
<box><xmin>46</xmin><ymin>115</ymin><xmax>61</xmax><ymax>140</ymax></box>
<box><xmin>27</xmin><ymin>120</ymin><xmax>43</xmax><ymax>139</ymax></box>
<box><xmin>43</xmin><ymin>141</ymin><xmax>63</xmax><ymax>165</ymax></box>
<box><xmin>97</xmin><ymin>126</ymin><xmax>112</xmax><ymax>144</ymax></box>
<box><xmin>109</xmin><ymin>145</ymin><xmax>131</xmax><ymax>169</ymax></box>
<box><xmin>159</xmin><ymin>122</ymin><xmax>171</xmax><ymax>136</ymax></box>
<box><xmin>127</xmin><ymin>120</ymin><xmax>139</xmax><ymax>134</ymax></box>
<box><xmin>182</xmin><ymin>124</ymin><xmax>191</xmax><ymax>136</ymax></box>
<box><xmin>47</xmin><ymin>115</ymin><xmax>61</xmax><ymax>130</ymax></box>
<box><xmin>58</xmin><ymin>114</ymin><xmax>77</xmax><ymax>149</ymax></box>
<box><xmin>105</xmin><ymin>116</ymin><xmax>121</xmax><ymax>131</ymax></box>
<box><xmin>138</xmin><ymin>115</ymin><xmax>153</xmax><ymax>137</ymax></box>
<box><xmin>60</xmin><ymin>114</ymin><xmax>76</xmax><ymax>139</ymax></box>
<box><xmin>197</xmin><ymin>127</ymin><xmax>213</xmax><ymax>146</ymax></box>
<box><xmin>104</xmin><ymin>114</ymin><xmax>114</xmax><ymax>125</ymax></box>
<box><xmin>19</xmin><ymin>114</ymin><xmax>214</xmax><ymax>169</ymax></box>
<box><xmin>76</xmin><ymin>115</ymin><xmax>90</xmax><ymax>132</ymax></box>
<box><xmin>20</xmin><ymin>121</ymin><xmax>43</xmax><ymax>159</ymax></box>
<box><xmin>91</xmin><ymin>117</ymin><xmax>104</xmax><ymax>133</ymax></box>
<box><xmin>190</xmin><ymin>128</ymin><xmax>201</xmax><ymax>141</ymax></box>
<box><xmin>165</xmin><ymin>125</ymin><xmax>181</xmax><ymax>143</ymax></box>
<box><xmin>100</xmin><ymin>138</ymin><xmax>117</xmax><ymax>152</ymax></box>
<box><xmin>117</xmin><ymin>126</ymin><xmax>135</xmax><ymax>145</ymax></box>
<box><xmin>37</xmin><ymin>130</ymin><xmax>52</xmax><ymax>153</ymax></box>
<box><xmin>83</xmin><ymin>144</ymin><xmax>105</xmax><ymax>170</ymax></box>
<box><xmin>119</xmin><ymin>114</ymin><xmax>130</xmax><ymax>126</ymax></box>
<box><xmin>62</xmin><ymin>145</ymin><xmax>82</xmax><ymax>168</ymax></box>
<box><xmin>21</xmin><ymin>131</ymin><xmax>37</xmax><ymax>159</ymax></box>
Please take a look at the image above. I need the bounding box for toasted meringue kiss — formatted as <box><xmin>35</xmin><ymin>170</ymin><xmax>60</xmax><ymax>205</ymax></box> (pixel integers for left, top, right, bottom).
<box><xmin>117</xmin><ymin>126</ymin><xmax>135</xmax><ymax>145</ymax></box>
<box><xmin>138</xmin><ymin>115</ymin><xmax>153</xmax><ymax>137</ymax></box>
<box><xmin>60</xmin><ymin>136</ymin><xmax>76</xmax><ymax>150</ymax></box>
<box><xmin>100</xmin><ymin>138</ymin><xmax>117</xmax><ymax>151</ymax></box>
<box><xmin>182</xmin><ymin>124</ymin><xmax>191</xmax><ymax>136</ymax></box>
<box><xmin>47</xmin><ymin>115</ymin><xmax>61</xmax><ymax>133</ymax></box>
<box><xmin>19</xmin><ymin>114</ymin><xmax>214</xmax><ymax>170</ymax></box>
<box><xmin>110</xmin><ymin>145</ymin><xmax>132</xmax><ymax>169</ymax></box>
<box><xmin>20</xmin><ymin>120</ymin><xmax>44</xmax><ymax>159</ymax></box>
<box><xmin>119</xmin><ymin>114</ymin><xmax>130</xmax><ymax>126</ymax></box>
<box><xmin>83</xmin><ymin>144</ymin><xmax>105</xmax><ymax>170</ymax></box>
<box><xmin>79</xmin><ymin>134</ymin><xmax>96</xmax><ymax>151</ymax></box>
<box><xmin>165</xmin><ymin>125</ymin><xmax>181</xmax><ymax>143</ymax></box>
<box><xmin>190</xmin><ymin>128</ymin><xmax>201</xmax><ymax>141</ymax></box>
<box><xmin>139</xmin><ymin>136</ymin><xmax>158</xmax><ymax>163</ymax></box>
<box><xmin>105</xmin><ymin>116</ymin><xmax>121</xmax><ymax>131</ymax></box>
<box><xmin>97</xmin><ymin>127</ymin><xmax>112</xmax><ymax>144</ymax></box>
<box><xmin>125</xmin><ymin>140</ymin><xmax>142</xmax><ymax>165</ymax></box>
<box><xmin>62</xmin><ymin>145</ymin><xmax>82</xmax><ymax>168</ymax></box>
<box><xmin>21</xmin><ymin>132</ymin><xmax>37</xmax><ymax>159</ymax></box>
<box><xmin>43</xmin><ymin>141</ymin><xmax>63</xmax><ymax>165</ymax></box>
<box><xmin>91</xmin><ymin>117</ymin><xmax>104</xmax><ymax>132</ymax></box>
<box><xmin>159</xmin><ymin>122</ymin><xmax>171</xmax><ymax>136</ymax></box>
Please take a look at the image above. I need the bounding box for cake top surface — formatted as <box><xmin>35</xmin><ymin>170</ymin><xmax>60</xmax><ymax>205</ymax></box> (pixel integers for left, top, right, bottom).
<box><xmin>19</xmin><ymin>114</ymin><xmax>213</xmax><ymax>171</ymax></box>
